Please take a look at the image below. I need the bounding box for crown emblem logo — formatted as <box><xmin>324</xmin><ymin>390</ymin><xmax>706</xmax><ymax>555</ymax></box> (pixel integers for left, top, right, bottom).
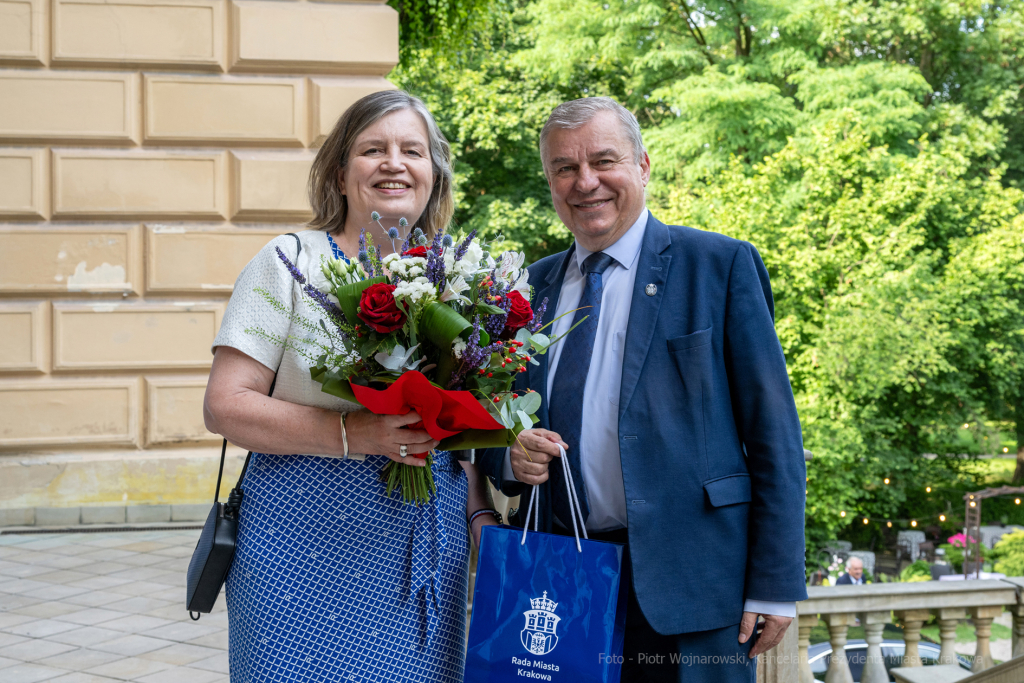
<box><xmin>530</xmin><ymin>592</ymin><xmax>558</xmax><ymax>613</ymax></box>
<box><xmin>521</xmin><ymin>591</ymin><xmax>560</xmax><ymax>655</ymax></box>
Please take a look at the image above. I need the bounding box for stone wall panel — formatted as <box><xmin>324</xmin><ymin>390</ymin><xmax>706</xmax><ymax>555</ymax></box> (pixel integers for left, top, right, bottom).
<box><xmin>0</xmin><ymin>0</ymin><xmax>47</xmax><ymax>65</ymax></box>
<box><xmin>144</xmin><ymin>75</ymin><xmax>306</xmax><ymax>146</ymax></box>
<box><xmin>0</xmin><ymin>71</ymin><xmax>138</xmax><ymax>143</ymax></box>
<box><xmin>53</xmin><ymin>0</ymin><xmax>225</xmax><ymax>70</ymax></box>
<box><xmin>0</xmin><ymin>147</ymin><xmax>47</xmax><ymax>219</ymax></box>
<box><xmin>311</xmin><ymin>76</ymin><xmax>395</xmax><ymax>145</ymax></box>
<box><xmin>145</xmin><ymin>376</ymin><xmax>215</xmax><ymax>445</ymax></box>
<box><xmin>230</xmin><ymin>1</ymin><xmax>398</xmax><ymax>74</ymax></box>
<box><xmin>52</xmin><ymin>300</ymin><xmax>223</xmax><ymax>370</ymax></box>
<box><xmin>0</xmin><ymin>378</ymin><xmax>139</xmax><ymax>448</ymax></box>
<box><xmin>0</xmin><ymin>301</ymin><xmax>47</xmax><ymax>372</ymax></box>
<box><xmin>145</xmin><ymin>224</ymin><xmax>280</xmax><ymax>293</ymax></box>
<box><xmin>230</xmin><ymin>151</ymin><xmax>314</xmax><ymax>220</ymax></box>
<box><xmin>52</xmin><ymin>149</ymin><xmax>228</xmax><ymax>219</ymax></box>
<box><xmin>0</xmin><ymin>224</ymin><xmax>141</xmax><ymax>294</ymax></box>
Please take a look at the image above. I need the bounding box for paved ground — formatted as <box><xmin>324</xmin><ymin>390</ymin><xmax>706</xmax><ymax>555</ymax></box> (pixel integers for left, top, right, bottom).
<box><xmin>0</xmin><ymin>526</ymin><xmax>228</xmax><ymax>683</ymax></box>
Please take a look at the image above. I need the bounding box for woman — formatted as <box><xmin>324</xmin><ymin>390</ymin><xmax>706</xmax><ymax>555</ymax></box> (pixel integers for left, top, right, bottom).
<box><xmin>204</xmin><ymin>90</ymin><xmax>499</xmax><ymax>682</ymax></box>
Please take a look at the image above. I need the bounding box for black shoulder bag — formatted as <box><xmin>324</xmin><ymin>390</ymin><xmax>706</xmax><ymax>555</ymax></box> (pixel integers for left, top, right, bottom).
<box><xmin>185</xmin><ymin>233</ymin><xmax>301</xmax><ymax>620</ymax></box>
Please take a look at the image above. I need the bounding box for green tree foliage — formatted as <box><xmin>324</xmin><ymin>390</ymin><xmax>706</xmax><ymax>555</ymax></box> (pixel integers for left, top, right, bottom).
<box><xmin>391</xmin><ymin>0</ymin><xmax>1024</xmax><ymax>550</ymax></box>
<box><xmin>994</xmin><ymin>530</ymin><xmax>1024</xmax><ymax>577</ymax></box>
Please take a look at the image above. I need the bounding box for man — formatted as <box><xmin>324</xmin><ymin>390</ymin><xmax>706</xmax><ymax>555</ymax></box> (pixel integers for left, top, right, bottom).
<box><xmin>478</xmin><ymin>97</ymin><xmax>807</xmax><ymax>682</ymax></box>
<box><xmin>835</xmin><ymin>557</ymin><xmax>865</xmax><ymax>585</ymax></box>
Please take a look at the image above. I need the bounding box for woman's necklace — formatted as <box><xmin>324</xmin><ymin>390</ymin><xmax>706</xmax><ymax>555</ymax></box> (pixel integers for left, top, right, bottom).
<box><xmin>325</xmin><ymin>231</ymin><xmax>349</xmax><ymax>263</ymax></box>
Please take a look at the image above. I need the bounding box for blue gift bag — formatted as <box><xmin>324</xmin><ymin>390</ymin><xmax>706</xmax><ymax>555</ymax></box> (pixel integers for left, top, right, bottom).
<box><xmin>466</xmin><ymin>448</ymin><xmax>627</xmax><ymax>682</ymax></box>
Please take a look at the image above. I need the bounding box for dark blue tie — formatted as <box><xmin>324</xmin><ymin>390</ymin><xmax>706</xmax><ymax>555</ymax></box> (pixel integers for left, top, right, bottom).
<box><xmin>548</xmin><ymin>251</ymin><xmax>615</xmax><ymax>528</ymax></box>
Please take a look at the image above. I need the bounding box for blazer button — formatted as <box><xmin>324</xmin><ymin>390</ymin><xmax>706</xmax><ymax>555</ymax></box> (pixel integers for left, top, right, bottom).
<box><xmin>645</xmin><ymin>283</ymin><xmax>657</xmax><ymax>296</ymax></box>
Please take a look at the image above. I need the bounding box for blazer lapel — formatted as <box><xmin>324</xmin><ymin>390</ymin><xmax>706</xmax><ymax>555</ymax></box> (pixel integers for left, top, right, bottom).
<box><xmin>619</xmin><ymin>214</ymin><xmax>672</xmax><ymax>419</ymax></box>
<box><xmin>527</xmin><ymin>245</ymin><xmax>575</xmax><ymax>428</ymax></box>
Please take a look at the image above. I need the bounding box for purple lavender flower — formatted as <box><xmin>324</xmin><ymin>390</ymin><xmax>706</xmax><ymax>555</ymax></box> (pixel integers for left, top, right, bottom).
<box><xmin>400</xmin><ymin>233</ymin><xmax>412</xmax><ymax>254</ymax></box>
<box><xmin>425</xmin><ymin>230</ymin><xmax>446</xmax><ymax>287</ymax></box>
<box><xmin>453</xmin><ymin>230</ymin><xmax>477</xmax><ymax>262</ymax></box>
<box><xmin>527</xmin><ymin>296</ymin><xmax>548</xmax><ymax>333</ymax></box>
<box><xmin>276</xmin><ymin>246</ymin><xmax>306</xmax><ymax>285</ymax></box>
<box><xmin>484</xmin><ymin>278</ymin><xmax>513</xmax><ymax>337</ymax></box>
<box><xmin>303</xmin><ymin>284</ymin><xmax>346</xmax><ymax>324</ymax></box>
<box><xmin>449</xmin><ymin>316</ymin><xmax>502</xmax><ymax>389</ymax></box>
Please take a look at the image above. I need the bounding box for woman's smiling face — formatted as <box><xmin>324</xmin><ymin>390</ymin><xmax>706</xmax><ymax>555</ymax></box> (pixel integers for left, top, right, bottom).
<box><xmin>339</xmin><ymin>108</ymin><xmax>435</xmax><ymax>232</ymax></box>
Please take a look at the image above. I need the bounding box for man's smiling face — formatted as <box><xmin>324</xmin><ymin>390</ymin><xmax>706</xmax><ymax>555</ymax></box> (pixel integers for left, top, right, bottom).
<box><xmin>542</xmin><ymin>110</ymin><xmax>650</xmax><ymax>252</ymax></box>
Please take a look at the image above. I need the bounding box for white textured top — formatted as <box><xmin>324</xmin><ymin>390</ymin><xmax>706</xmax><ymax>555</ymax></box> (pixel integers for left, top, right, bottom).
<box><xmin>212</xmin><ymin>230</ymin><xmax>365</xmax><ymax>460</ymax></box>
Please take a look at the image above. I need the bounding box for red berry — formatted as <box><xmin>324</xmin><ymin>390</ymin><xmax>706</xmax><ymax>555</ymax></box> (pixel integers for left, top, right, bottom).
<box><xmin>487</xmin><ymin>372</ymin><xmax>493</xmax><ymax>378</ymax></box>
<box><xmin>493</xmin><ymin>397</ymin><xmax>500</xmax><ymax>403</ymax></box>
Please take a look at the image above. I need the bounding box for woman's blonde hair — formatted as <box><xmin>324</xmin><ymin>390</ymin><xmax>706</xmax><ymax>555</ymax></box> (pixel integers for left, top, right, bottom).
<box><xmin>308</xmin><ymin>90</ymin><xmax>454</xmax><ymax>237</ymax></box>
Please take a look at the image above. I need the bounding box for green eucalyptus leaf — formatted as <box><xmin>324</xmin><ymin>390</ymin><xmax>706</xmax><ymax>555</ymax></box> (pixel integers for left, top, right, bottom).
<box><xmin>476</xmin><ymin>302</ymin><xmax>505</xmax><ymax>315</ymax></box>
<box><xmin>518</xmin><ymin>391</ymin><xmax>542</xmax><ymax>415</ymax></box>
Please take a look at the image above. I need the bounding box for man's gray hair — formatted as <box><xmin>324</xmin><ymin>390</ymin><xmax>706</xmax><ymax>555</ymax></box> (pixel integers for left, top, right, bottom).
<box><xmin>846</xmin><ymin>556</ymin><xmax>863</xmax><ymax>570</ymax></box>
<box><xmin>539</xmin><ymin>97</ymin><xmax>647</xmax><ymax>165</ymax></box>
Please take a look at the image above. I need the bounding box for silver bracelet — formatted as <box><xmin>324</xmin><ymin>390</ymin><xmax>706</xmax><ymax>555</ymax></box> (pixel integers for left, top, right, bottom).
<box><xmin>339</xmin><ymin>412</ymin><xmax>349</xmax><ymax>459</ymax></box>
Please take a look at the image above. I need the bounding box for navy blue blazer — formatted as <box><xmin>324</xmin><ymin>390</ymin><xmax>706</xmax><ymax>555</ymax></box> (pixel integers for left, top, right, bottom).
<box><xmin>477</xmin><ymin>213</ymin><xmax>808</xmax><ymax>636</ymax></box>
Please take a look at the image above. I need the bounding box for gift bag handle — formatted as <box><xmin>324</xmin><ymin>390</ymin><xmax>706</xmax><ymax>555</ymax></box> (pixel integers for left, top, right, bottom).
<box><xmin>521</xmin><ymin>444</ymin><xmax>588</xmax><ymax>552</ymax></box>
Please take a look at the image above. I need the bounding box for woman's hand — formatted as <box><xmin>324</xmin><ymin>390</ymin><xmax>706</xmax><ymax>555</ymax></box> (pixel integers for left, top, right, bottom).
<box><xmin>471</xmin><ymin>514</ymin><xmax>500</xmax><ymax>547</ymax></box>
<box><xmin>344</xmin><ymin>409</ymin><xmax>438</xmax><ymax>466</ymax></box>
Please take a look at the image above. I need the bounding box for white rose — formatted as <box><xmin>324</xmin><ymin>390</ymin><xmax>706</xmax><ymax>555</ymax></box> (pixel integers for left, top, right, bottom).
<box><xmin>452</xmin><ymin>339</ymin><xmax>467</xmax><ymax>359</ymax></box>
<box><xmin>462</xmin><ymin>242</ymin><xmax>484</xmax><ymax>268</ymax></box>
<box><xmin>309</xmin><ymin>266</ymin><xmax>333</xmax><ymax>294</ymax></box>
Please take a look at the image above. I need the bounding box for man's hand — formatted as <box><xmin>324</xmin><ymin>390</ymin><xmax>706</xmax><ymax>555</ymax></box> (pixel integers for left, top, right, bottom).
<box><xmin>739</xmin><ymin>612</ymin><xmax>792</xmax><ymax>657</ymax></box>
<box><xmin>510</xmin><ymin>429</ymin><xmax>566</xmax><ymax>485</ymax></box>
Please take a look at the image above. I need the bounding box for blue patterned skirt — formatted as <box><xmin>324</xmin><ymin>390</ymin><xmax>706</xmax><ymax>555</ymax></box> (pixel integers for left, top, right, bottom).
<box><xmin>225</xmin><ymin>451</ymin><xmax>469</xmax><ymax>682</ymax></box>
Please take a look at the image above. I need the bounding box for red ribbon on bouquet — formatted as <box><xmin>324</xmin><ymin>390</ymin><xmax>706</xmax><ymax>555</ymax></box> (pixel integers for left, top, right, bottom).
<box><xmin>349</xmin><ymin>372</ymin><xmax>505</xmax><ymax>456</ymax></box>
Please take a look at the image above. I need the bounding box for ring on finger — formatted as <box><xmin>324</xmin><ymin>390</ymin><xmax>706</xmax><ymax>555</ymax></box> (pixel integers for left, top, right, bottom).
<box><xmin>399</xmin><ymin>445</ymin><xmax>408</xmax><ymax>458</ymax></box>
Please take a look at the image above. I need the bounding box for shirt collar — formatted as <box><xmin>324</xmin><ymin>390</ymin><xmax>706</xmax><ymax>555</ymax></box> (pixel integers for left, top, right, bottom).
<box><xmin>573</xmin><ymin>207</ymin><xmax>649</xmax><ymax>275</ymax></box>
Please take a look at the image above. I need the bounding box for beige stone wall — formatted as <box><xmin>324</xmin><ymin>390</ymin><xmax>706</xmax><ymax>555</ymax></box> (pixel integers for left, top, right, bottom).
<box><xmin>0</xmin><ymin>0</ymin><xmax>397</xmax><ymax>514</ymax></box>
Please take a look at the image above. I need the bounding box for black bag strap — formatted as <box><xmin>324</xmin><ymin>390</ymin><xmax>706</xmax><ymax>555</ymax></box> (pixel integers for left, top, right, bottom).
<box><xmin>214</xmin><ymin>232</ymin><xmax>302</xmax><ymax>507</ymax></box>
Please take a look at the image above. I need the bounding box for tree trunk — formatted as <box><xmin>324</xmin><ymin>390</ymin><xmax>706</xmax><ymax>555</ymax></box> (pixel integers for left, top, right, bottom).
<box><xmin>1013</xmin><ymin>402</ymin><xmax>1024</xmax><ymax>484</ymax></box>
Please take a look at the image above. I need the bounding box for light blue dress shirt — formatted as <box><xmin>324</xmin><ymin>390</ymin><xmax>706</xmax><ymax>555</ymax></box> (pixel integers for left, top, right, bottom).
<box><xmin>504</xmin><ymin>207</ymin><xmax>796</xmax><ymax>620</ymax></box>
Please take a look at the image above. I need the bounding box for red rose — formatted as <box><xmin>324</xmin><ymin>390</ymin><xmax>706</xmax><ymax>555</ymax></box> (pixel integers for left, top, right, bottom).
<box><xmin>502</xmin><ymin>290</ymin><xmax>534</xmax><ymax>334</ymax></box>
<box><xmin>402</xmin><ymin>246</ymin><xmax>429</xmax><ymax>258</ymax></box>
<box><xmin>357</xmin><ymin>283</ymin><xmax>406</xmax><ymax>333</ymax></box>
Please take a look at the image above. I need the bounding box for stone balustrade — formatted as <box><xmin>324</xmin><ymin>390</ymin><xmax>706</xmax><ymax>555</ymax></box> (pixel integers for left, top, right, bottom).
<box><xmin>757</xmin><ymin>578</ymin><xmax>1024</xmax><ymax>683</ymax></box>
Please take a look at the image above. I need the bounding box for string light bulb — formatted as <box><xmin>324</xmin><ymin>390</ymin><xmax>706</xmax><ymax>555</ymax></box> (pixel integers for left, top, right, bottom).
<box><xmin>963</xmin><ymin>423</ymin><xmax>970</xmax><ymax>429</ymax></box>
<box><xmin>863</xmin><ymin>518</ymin><xmax>869</xmax><ymax>524</ymax></box>
<box><xmin>911</xmin><ymin>520</ymin><xmax>918</xmax><ymax>527</ymax></box>
<box><xmin>1005</xmin><ymin>447</ymin><xmax>1010</xmax><ymax>453</ymax></box>
<box><xmin>971</xmin><ymin>501</ymin><xmax>976</xmax><ymax>507</ymax></box>
<box><xmin>1017</xmin><ymin>499</ymin><xmax>1021</xmax><ymax>505</ymax></box>
<box><xmin>840</xmin><ymin>511</ymin><xmax>846</xmax><ymax>518</ymax></box>
<box><xmin>926</xmin><ymin>487</ymin><xmax>931</xmax><ymax>493</ymax></box>
<box><xmin>940</xmin><ymin>514</ymin><xmax>946</xmax><ymax>522</ymax></box>
<box><xmin>887</xmin><ymin>521</ymin><xmax>892</xmax><ymax>528</ymax></box>
<box><xmin>884</xmin><ymin>478</ymin><xmax>890</xmax><ymax>485</ymax></box>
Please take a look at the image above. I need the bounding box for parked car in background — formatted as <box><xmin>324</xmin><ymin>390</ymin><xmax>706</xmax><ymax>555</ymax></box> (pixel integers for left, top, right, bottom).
<box><xmin>809</xmin><ymin>639</ymin><xmax>972</xmax><ymax>681</ymax></box>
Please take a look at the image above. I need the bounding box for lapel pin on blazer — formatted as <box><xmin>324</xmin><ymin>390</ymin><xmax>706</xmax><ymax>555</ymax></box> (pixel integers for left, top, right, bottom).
<box><xmin>645</xmin><ymin>283</ymin><xmax>657</xmax><ymax>296</ymax></box>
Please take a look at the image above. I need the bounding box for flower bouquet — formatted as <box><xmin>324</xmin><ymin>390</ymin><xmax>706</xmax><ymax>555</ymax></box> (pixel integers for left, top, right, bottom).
<box><xmin>254</xmin><ymin>216</ymin><xmax>572</xmax><ymax>504</ymax></box>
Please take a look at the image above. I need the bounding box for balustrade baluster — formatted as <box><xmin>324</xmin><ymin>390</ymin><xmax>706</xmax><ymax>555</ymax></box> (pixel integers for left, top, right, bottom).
<box><xmin>969</xmin><ymin>605</ymin><xmax>1002</xmax><ymax>671</ymax></box>
<box><xmin>934</xmin><ymin>607</ymin><xmax>966</xmax><ymax>666</ymax></box>
<box><xmin>894</xmin><ymin>609</ymin><xmax>930</xmax><ymax>667</ymax></box>
<box><xmin>797</xmin><ymin>614</ymin><xmax>818</xmax><ymax>683</ymax></box>
<box><xmin>1012</xmin><ymin>603</ymin><xmax>1024</xmax><ymax>658</ymax></box>
<box><xmin>823</xmin><ymin>612</ymin><xmax>854</xmax><ymax>683</ymax></box>
<box><xmin>859</xmin><ymin>611</ymin><xmax>889</xmax><ymax>683</ymax></box>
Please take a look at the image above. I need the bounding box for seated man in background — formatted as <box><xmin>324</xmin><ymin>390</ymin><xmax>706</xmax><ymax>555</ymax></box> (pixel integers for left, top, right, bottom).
<box><xmin>835</xmin><ymin>557</ymin><xmax>865</xmax><ymax>585</ymax></box>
